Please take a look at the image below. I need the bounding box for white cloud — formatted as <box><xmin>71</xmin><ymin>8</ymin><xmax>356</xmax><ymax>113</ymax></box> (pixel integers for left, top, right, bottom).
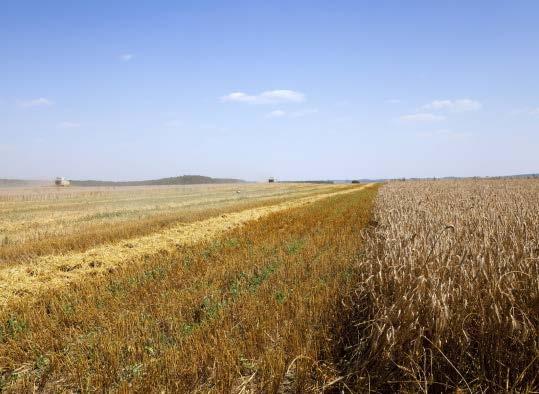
<box><xmin>266</xmin><ymin>108</ymin><xmax>318</xmax><ymax>119</ymax></box>
<box><xmin>58</xmin><ymin>121</ymin><xmax>80</xmax><ymax>129</ymax></box>
<box><xmin>386</xmin><ymin>98</ymin><xmax>401</xmax><ymax>104</ymax></box>
<box><xmin>267</xmin><ymin>110</ymin><xmax>286</xmax><ymax>118</ymax></box>
<box><xmin>399</xmin><ymin>113</ymin><xmax>446</xmax><ymax>122</ymax></box>
<box><xmin>529</xmin><ymin>107</ymin><xmax>539</xmax><ymax>115</ymax></box>
<box><xmin>221</xmin><ymin>92</ymin><xmax>257</xmax><ymax>103</ymax></box>
<box><xmin>260</xmin><ymin>90</ymin><xmax>304</xmax><ymax>103</ymax></box>
<box><xmin>120</xmin><ymin>53</ymin><xmax>134</xmax><ymax>62</ymax></box>
<box><xmin>17</xmin><ymin>98</ymin><xmax>54</xmax><ymax>108</ymax></box>
<box><xmin>422</xmin><ymin>99</ymin><xmax>482</xmax><ymax>112</ymax></box>
<box><xmin>221</xmin><ymin>89</ymin><xmax>305</xmax><ymax>104</ymax></box>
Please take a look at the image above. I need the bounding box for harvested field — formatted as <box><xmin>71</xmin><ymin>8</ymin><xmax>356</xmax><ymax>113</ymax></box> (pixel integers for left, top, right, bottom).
<box><xmin>0</xmin><ymin>183</ymin><xmax>341</xmax><ymax>245</ymax></box>
<box><xmin>0</xmin><ymin>184</ymin><xmax>368</xmax><ymax>305</ymax></box>
<box><xmin>0</xmin><ymin>184</ymin><xmax>378</xmax><ymax>392</ymax></box>
<box><xmin>0</xmin><ymin>183</ymin><xmax>345</xmax><ymax>264</ymax></box>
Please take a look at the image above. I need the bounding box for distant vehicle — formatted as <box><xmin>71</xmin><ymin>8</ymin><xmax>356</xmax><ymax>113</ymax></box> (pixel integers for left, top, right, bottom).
<box><xmin>268</xmin><ymin>177</ymin><xmax>275</xmax><ymax>183</ymax></box>
<box><xmin>351</xmin><ymin>180</ymin><xmax>360</xmax><ymax>184</ymax></box>
<box><xmin>55</xmin><ymin>177</ymin><xmax>70</xmax><ymax>186</ymax></box>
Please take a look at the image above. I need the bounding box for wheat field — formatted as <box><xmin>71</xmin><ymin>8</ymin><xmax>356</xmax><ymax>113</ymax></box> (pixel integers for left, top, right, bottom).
<box><xmin>339</xmin><ymin>179</ymin><xmax>539</xmax><ymax>392</ymax></box>
<box><xmin>0</xmin><ymin>180</ymin><xmax>537</xmax><ymax>392</ymax></box>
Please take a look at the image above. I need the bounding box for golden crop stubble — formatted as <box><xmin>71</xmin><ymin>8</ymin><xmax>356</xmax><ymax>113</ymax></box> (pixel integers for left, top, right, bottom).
<box><xmin>0</xmin><ymin>185</ymin><xmax>363</xmax><ymax>307</ymax></box>
<box><xmin>344</xmin><ymin>179</ymin><xmax>539</xmax><ymax>392</ymax></box>
<box><xmin>0</xmin><ymin>185</ymin><xmax>378</xmax><ymax>392</ymax></box>
<box><xmin>0</xmin><ymin>183</ymin><xmax>335</xmax><ymax>245</ymax></box>
<box><xmin>0</xmin><ymin>183</ymin><xmax>342</xmax><ymax>265</ymax></box>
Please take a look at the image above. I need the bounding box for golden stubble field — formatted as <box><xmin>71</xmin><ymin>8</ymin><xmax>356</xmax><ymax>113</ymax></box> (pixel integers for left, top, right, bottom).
<box><xmin>0</xmin><ymin>183</ymin><xmax>364</xmax><ymax>305</ymax></box>
<box><xmin>0</xmin><ymin>183</ymin><xmax>378</xmax><ymax>392</ymax></box>
<box><xmin>0</xmin><ymin>182</ymin><xmax>350</xmax><ymax>270</ymax></box>
<box><xmin>0</xmin><ymin>183</ymin><xmax>343</xmax><ymax>246</ymax></box>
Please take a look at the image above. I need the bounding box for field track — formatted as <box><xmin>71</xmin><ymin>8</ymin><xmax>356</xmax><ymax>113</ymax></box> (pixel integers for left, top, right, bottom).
<box><xmin>0</xmin><ymin>184</ymin><xmax>373</xmax><ymax>305</ymax></box>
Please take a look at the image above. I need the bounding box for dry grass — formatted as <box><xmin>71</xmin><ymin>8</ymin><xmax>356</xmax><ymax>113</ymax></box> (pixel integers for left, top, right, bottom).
<box><xmin>0</xmin><ymin>186</ymin><xmax>379</xmax><ymax>392</ymax></box>
<box><xmin>340</xmin><ymin>179</ymin><xmax>539</xmax><ymax>392</ymax></box>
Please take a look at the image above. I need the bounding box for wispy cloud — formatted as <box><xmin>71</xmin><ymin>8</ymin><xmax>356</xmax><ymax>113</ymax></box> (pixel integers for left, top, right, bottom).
<box><xmin>17</xmin><ymin>97</ymin><xmax>54</xmax><ymax>108</ymax></box>
<box><xmin>399</xmin><ymin>113</ymin><xmax>446</xmax><ymax>123</ymax></box>
<box><xmin>221</xmin><ymin>90</ymin><xmax>305</xmax><ymax>104</ymax></box>
<box><xmin>266</xmin><ymin>110</ymin><xmax>286</xmax><ymax>118</ymax></box>
<box><xmin>529</xmin><ymin>107</ymin><xmax>539</xmax><ymax>115</ymax></box>
<box><xmin>58</xmin><ymin>121</ymin><xmax>80</xmax><ymax>129</ymax></box>
<box><xmin>221</xmin><ymin>92</ymin><xmax>255</xmax><ymax>103</ymax></box>
<box><xmin>386</xmin><ymin>98</ymin><xmax>401</xmax><ymax>104</ymax></box>
<box><xmin>422</xmin><ymin>99</ymin><xmax>482</xmax><ymax>112</ymax></box>
<box><xmin>266</xmin><ymin>108</ymin><xmax>318</xmax><ymax>119</ymax></box>
<box><xmin>120</xmin><ymin>53</ymin><xmax>134</xmax><ymax>62</ymax></box>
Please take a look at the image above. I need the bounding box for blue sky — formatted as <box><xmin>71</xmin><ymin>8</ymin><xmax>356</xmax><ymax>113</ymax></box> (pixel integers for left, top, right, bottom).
<box><xmin>1</xmin><ymin>1</ymin><xmax>538</xmax><ymax>181</ymax></box>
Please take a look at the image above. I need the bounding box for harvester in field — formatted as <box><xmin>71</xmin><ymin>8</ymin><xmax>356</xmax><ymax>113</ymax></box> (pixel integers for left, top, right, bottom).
<box><xmin>55</xmin><ymin>177</ymin><xmax>70</xmax><ymax>186</ymax></box>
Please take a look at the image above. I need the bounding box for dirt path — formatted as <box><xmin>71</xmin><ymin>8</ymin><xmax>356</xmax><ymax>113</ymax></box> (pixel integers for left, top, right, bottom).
<box><xmin>0</xmin><ymin>184</ymin><xmax>373</xmax><ymax>305</ymax></box>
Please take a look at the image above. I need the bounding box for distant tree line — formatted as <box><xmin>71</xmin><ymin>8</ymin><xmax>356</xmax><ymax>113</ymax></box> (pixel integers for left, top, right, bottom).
<box><xmin>69</xmin><ymin>175</ymin><xmax>244</xmax><ymax>187</ymax></box>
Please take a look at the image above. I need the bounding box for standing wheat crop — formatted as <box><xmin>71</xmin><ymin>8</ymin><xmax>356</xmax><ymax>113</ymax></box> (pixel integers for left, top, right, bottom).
<box><xmin>342</xmin><ymin>179</ymin><xmax>538</xmax><ymax>392</ymax></box>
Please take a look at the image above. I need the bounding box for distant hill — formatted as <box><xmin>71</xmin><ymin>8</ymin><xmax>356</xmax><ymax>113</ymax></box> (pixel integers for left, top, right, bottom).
<box><xmin>69</xmin><ymin>175</ymin><xmax>244</xmax><ymax>187</ymax></box>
